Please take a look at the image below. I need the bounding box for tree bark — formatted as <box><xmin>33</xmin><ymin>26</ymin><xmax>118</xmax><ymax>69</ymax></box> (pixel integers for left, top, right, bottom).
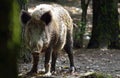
<box><xmin>109</xmin><ymin>0</ymin><xmax>120</xmax><ymax>49</ymax></box>
<box><xmin>0</xmin><ymin>0</ymin><xmax>20</xmax><ymax>78</ymax></box>
<box><xmin>87</xmin><ymin>0</ymin><xmax>120</xmax><ymax>49</ymax></box>
<box><xmin>74</xmin><ymin>0</ymin><xmax>91</xmax><ymax>48</ymax></box>
<box><xmin>79</xmin><ymin>0</ymin><xmax>91</xmax><ymax>48</ymax></box>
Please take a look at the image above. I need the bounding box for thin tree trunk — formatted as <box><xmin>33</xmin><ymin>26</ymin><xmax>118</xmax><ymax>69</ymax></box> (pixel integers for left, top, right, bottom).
<box><xmin>87</xmin><ymin>0</ymin><xmax>99</xmax><ymax>48</ymax></box>
<box><xmin>80</xmin><ymin>0</ymin><xmax>91</xmax><ymax>48</ymax></box>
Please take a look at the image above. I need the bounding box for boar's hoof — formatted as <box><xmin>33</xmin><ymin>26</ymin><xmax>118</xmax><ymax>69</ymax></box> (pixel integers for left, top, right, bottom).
<box><xmin>26</xmin><ymin>70</ymin><xmax>37</xmax><ymax>76</ymax></box>
<box><xmin>70</xmin><ymin>66</ymin><xmax>75</xmax><ymax>74</ymax></box>
<box><xmin>44</xmin><ymin>72</ymin><xmax>52</xmax><ymax>76</ymax></box>
<box><xmin>51</xmin><ymin>71</ymin><xmax>57</xmax><ymax>75</ymax></box>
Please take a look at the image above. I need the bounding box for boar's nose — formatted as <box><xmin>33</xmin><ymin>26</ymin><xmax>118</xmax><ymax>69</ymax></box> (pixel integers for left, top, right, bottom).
<box><xmin>31</xmin><ymin>43</ymin><xmax>39</xmax><ymax>53</ymax></box>
<box><xmin>30</xmin><ymin>40</ymin><xmax>43</xmax><ymax>53</ymax></box>
<box><xmin>29</xmin><ymin>42</ymin><xmax>38</xmax><ymax>53</ymax></box>
<box><xmin>36</xmin><ymin>40</ymin><xmax>43</xmax><ymax>53</ymax></box>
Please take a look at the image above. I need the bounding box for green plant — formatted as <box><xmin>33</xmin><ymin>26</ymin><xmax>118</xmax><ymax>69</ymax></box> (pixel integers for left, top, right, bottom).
<box><xmin>73</xmin><ymin>21</ymin><xmax>86</xmax><ymax>48</ymax></box>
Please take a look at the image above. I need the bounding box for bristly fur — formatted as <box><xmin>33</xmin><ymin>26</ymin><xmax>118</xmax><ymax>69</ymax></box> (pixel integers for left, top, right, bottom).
<box><xmin>21</xmin><ymin>3</ymin><xmax>75</xmax><ymax>76</ymax></box>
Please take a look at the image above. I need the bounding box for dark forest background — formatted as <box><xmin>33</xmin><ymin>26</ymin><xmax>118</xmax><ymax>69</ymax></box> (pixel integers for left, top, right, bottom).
<box><xmin>0</xmin><ymin>0</ymin><xmax>120</xmax><ymax>78</ymax></box>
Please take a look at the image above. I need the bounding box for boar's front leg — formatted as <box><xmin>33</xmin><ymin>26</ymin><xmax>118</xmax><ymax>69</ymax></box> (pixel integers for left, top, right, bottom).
<box><xmin>44</xmin><ymin>47</ymin><xmax>53</xmax><ymax>76</ymax></box>
<box><xmin>27</xmin><ymin>52</ymin><xmax>39</xmax><ymax>75</ymax></box>
<box><xmin>51</xmin><ymin>51</ymin><xmax>58</xmax><ymax>73</ymax></box>
<box><xmin>64</xmin><ymin>31</ymin><xmax>75</xmax><ymax>73</ymax></box>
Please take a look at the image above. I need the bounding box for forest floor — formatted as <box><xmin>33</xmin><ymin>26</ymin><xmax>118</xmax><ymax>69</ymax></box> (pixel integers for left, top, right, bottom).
<box><xmin>19</xmin><ymin>0</ymin><xmax>120</xmax><ymax>78</ymax></box>
<box><xmin>19</xmin><ymin>49</ymin><xmax>120</xmax><ymax>78</ymax></box>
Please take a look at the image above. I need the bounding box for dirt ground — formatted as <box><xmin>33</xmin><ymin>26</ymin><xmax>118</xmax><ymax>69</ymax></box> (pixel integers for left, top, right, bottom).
<box><xmin>19</xmin><ymin>49</ymin><xmax>120</xmax><ymax>78</ymax></box>
<box><xmin>74</xmin><ymin>49</ymin><xmax>120</xmax><ymax>78</ymax></box>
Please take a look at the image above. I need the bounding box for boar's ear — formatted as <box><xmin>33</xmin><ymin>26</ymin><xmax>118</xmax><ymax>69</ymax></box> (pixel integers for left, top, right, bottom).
<box><xmin>40</xmin><ymin>11</ymin><xmax>52</xmax><ymax>25</ymax></box>
<box><xmin>21</xmin><ymin>10</ymin><xmax>31</xmax><ymax>25</ymax></box>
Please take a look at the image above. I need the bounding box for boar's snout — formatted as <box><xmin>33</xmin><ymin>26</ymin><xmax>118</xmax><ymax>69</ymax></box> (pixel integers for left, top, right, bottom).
<box><xmin>30</xmin><ymin>40</ymin><xmax>43</xmax><ymax>53</ymax></box>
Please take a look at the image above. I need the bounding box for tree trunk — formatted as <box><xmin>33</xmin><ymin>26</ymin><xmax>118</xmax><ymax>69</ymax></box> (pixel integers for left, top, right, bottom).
<box><xmin>79</xmin><ymin>0</ymin><xmax>91</xmax><ymax>48</ymax></box>
<box><xmin>73</xmin><ymin>0</ymin><xmax>91</xmax><ymax>48</ymax></box>
<box><xmin>87</xmin><ymin>0</ymin><xmax>120</xmax><ymax>49</ymax></box>
<box><xmin>0</xmin><ymin>0</ymin><xmax>20</xmax><ymax>78</ymax></box>
<box><xmin>109</xmin><ymin>0</ymin><xmax>120</xmax><ymax>49</ymax></box>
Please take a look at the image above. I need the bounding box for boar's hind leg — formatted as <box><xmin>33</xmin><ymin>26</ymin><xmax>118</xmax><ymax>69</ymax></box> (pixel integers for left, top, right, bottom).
<box><xmin>27</xmin><ymin>52</ymin><xmax>39</xmax><ymax>75</ymax></box>
<box><xmin>64</xmin><ymin>32</ymin><xmax>75</xmax><ymax>73</ymax></box>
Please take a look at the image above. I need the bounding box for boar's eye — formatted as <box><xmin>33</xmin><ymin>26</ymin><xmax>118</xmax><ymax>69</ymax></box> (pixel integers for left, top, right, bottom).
<box><xmin>40</xmin><ymin>11</ymin><xmax>52</xmax><ymax>25</ymax></box>
<box><xmin>21</xmin><ymin>10</ymin><xmax>31</xmax><ymax>25</ymax></box>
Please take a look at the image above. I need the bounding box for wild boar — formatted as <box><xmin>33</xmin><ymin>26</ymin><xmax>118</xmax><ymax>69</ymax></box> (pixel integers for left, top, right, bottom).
<box><xmin>21</xmin><ymin>4</ymin><xmax>75</xmax><ymax>76</ymax></box>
